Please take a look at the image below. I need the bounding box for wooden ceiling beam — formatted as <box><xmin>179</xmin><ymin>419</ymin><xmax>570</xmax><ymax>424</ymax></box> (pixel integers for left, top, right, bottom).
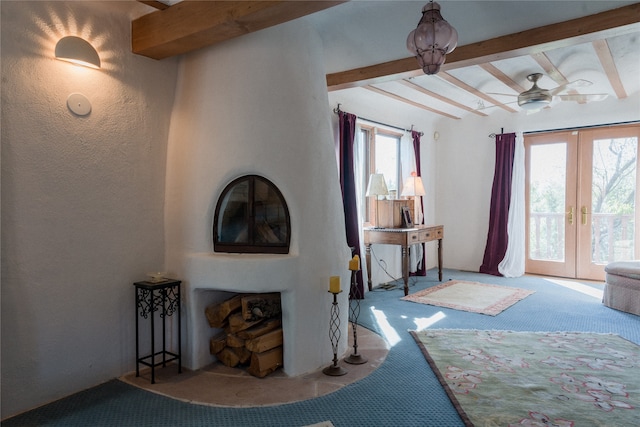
<box><xmin>327</xmin><ymin>3</ymin><xmax>640</xmax><ymax>91</ymax></box>
<box><xmin>363</xmin><ymin>86</ymin><xmax>461</xmax><ymax>120</ymax></box>
<box><xmin>592</xmin><ymin>39</ymin><xmax>628</xmax><ymax>99</ymax></box>
<box><xmin>132</xmin><ymin>0</ymin><xmax>347</xmax><ymax>59</ymax></box>
<box><xmin>398</xmin><ymin>79</ymin><xmax>488</xmax><ymax>117</ymax></box>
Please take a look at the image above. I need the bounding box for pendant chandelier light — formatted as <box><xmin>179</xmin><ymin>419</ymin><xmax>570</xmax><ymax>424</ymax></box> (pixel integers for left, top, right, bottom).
<box><xmin>406</xmin><ymin>1</ymin><xmax>458</xmax><ymax>75</ymax></box>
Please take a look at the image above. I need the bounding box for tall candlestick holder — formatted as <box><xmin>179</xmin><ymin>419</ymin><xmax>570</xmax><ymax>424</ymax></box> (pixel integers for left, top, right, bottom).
<box><xmin>345</xmin><ymin>269</ymin><xmax>367</xmax><ymax>365</ymax></box>
<box><xmin>323</xmin><ymin>290</ymin><xmax>347</xmax><ymax>376</ymax></box>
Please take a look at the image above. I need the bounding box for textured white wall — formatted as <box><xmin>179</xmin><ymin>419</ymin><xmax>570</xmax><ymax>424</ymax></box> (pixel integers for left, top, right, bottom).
<box><xmin>1</xmin><ymin>1</ymin><xmax>178</xmax><ymax>419</ymax></box>
<box><xmin>164</xmin><ymin>19</ymin><xmax>351</xmax><ymax>375</ymax></box>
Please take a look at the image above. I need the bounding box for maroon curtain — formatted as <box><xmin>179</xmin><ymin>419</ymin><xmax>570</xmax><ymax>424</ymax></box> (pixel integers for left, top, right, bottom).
<box><xmin>479</xmin><ymin>132</ymin><xmax>516</xmax><ymax>276</ymax></box>
<box><xmin>411</xmin><ymin>130</ymin><xmax>427</xmax><ymax>276</ymax></box>
<box><xmin>338</xmin><ymin>111</ymin><xmax>364</xmax><ymax>299</ymax></box>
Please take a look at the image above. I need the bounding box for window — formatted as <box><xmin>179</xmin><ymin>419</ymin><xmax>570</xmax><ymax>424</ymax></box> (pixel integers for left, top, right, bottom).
<box><xmin>213</xmin><ymin>175</ymin><xmax>291</xmax><ymax>254</ymax></box>
<box><xmin>359</xmin><ymin>126</ymin><xmax>402</xmax><ymax>223</ymax></box>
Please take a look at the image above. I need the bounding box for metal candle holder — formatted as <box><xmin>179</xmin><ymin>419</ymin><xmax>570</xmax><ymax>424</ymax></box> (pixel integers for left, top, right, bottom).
<box><xmin>323</xmin><ymin>290</ymin><xmax>347</xmax><ymax>376</ymax></box>
<box><xmin>345</xmin><ymin>269</ymin><xmax>367</xmax><ymax>364</ymax></box>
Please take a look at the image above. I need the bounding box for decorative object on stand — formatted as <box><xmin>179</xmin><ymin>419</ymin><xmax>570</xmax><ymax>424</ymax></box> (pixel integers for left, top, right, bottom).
<box><xmin>55</xmin><ymin>36</ymin><xmax>101</xmax><ymax>69</ymax></box>
<box><xmin>406</xmin><ymin>1</ymin><xmax>458</xmax><ymax>75</ymax></box>
<box><xmin>323</xmin><ymin>276</ymin><xmax>347</xmax><ymax>376</ymax></box>
<box><xmin>401</xmin><ymin>172</ymin><xmax>426</xmax><ymax>226</ymax></box>
<box><xmin>345</xmin><ymin>255</ymin><xmax>367</xmax><ymax>365</ymax></box>
<box><xmin>366</xmin><ymin>173</ymin><xmax>389</xmax><ymax>229</ymax></box>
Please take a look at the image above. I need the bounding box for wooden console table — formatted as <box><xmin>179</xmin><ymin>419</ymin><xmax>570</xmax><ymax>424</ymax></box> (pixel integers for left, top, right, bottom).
<box><xmin>363</xmin><ymin>225</ymin><xmax>443</xmax><ymax>296</ymax></box>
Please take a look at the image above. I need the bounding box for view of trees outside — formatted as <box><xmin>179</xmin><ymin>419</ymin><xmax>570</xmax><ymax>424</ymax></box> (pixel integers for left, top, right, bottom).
<box><xmin>528</xmin><ymin>137</ymin><xmax>637</xmax><ymax>263</ymax></box>
<box><xmin>529</xmin><ymin>143</ymin><xmax>567</xmax><ymax>261</ymax></box>
<box><xmin>374</xmin><ymin>134</ymin><xmax>400</xmax><ymax>194</ymax></box>
<box><xmin>591</xmin><ymin>137</ymin><xmax>637</xmax><ymax>263</ymax></box>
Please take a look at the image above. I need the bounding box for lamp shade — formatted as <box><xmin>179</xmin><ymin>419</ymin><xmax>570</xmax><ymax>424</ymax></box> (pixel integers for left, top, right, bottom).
<box><xmin>366</xmin><ymin>173</ymin><xmax>389</xmax><ymax>197</ymax></box>
<box><xmin>401</xmin><ymin>175</ymin><xmax>426</xmax><ymax>197</ymax></box>
<box><xmin>55</xmin><ymin>36</ymin><xmax>101</xmax><ymax>69</ymax></box>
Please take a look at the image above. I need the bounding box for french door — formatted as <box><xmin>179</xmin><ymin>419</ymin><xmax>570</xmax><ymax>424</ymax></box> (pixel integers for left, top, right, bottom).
<box><xmin>525</xmin><ymin>124</ymin><xmax>640</xmax><ymax>281</ymax></box>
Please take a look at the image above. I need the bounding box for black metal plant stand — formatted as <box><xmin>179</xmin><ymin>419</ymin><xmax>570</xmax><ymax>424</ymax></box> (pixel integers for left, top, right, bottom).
<box><xmin>323</xmin><ymin>290</ymin><xmax>347</xmax><ymax>376</ymax></box>
<box><xmin>134</xmin><ymin>279</ymin><xmax>182</xmax><ymax>384</ymax></box>
<box><xmin>344</xmin><ymin>268</ymin><xmax>367</xmax><ymax>365</ymax></box>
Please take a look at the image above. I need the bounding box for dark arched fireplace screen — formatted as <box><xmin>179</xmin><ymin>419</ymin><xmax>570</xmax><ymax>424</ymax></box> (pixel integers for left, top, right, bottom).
<box><xmin>213</xmin><ymin>175</ymin><xmax>291</xmax><ymax>254</ymax></box>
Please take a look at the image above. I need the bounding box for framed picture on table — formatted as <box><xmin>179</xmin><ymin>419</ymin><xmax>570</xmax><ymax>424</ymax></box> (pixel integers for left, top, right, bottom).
<box><xmin>401</xmin><ymin>206</ymin><xmax>413</xmax><ymax>228</ymax></box>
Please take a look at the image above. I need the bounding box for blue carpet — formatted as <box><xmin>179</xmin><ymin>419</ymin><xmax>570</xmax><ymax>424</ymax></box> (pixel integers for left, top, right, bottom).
<box><xmin>3</xmin><ymin>269</ymin><xmax>639</xmax><ymax>427</ymax></box>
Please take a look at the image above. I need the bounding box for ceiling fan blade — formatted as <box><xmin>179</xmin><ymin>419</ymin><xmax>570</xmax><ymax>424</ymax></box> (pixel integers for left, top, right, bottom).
<box><xmin>550</xmin><ymin>79</ymin><xmax>592</xmax><ymax>95</ymax></box>
<box><xmin>557</xmin><ymin>93</ymin><xmax>609</xmax><ymax>102</ymax></box>
<box><xmin>486</xmin><ymin>92</ymin><xmax>517</xmax><ymax>97</ymax></box>
<box><xmin>475</xmin><ymin>100</ymin><xmax>519</xmax><ymax>111</ymax></box>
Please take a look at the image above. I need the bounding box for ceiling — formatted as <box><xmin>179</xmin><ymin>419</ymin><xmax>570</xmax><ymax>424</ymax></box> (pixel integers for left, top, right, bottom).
<box><xmin>133</xmin><ymin>1</ymin><xmax>640</xmax><ymax>121</ymax></box>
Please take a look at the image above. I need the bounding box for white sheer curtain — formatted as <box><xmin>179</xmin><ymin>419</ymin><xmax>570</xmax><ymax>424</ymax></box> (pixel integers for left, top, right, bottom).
<box><xmin>498</xmin><ymin>132</ymin><xmax>525</xmax><ymax>277</ymax></box>
<box><xmin>354</xmin><ymin>124</ymin><xmax>368</xmax><ymax>282</ymax></box>
<box><xmin>353</xmin><ymin>126</ymin><xmax>422</xmax><ymax>281</ymax></box>
<box><xmin>400</xmin><ymin>133</ymin><xmax>423</xmax><ymax>272</ymax></box>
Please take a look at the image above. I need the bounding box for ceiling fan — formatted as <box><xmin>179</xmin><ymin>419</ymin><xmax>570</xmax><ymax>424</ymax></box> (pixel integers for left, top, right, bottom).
<box><xmin>489</xmin><ymin>73</ymin><xmax>609</xmax><ymax>112</ymax></box>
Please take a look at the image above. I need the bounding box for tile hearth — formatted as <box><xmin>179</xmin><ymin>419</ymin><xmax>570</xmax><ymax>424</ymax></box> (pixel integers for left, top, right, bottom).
<box><xmin>121</xmin><ymin>326</ymin><xmax>388</xmax><ymax>407</ymax></box>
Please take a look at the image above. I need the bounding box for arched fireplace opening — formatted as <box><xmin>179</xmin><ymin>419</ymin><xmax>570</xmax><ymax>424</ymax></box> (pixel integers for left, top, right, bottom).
<box><xmin>213</xmin><ymin>175</ymin><xmax>291</xmax><ymax>254</ymax></box>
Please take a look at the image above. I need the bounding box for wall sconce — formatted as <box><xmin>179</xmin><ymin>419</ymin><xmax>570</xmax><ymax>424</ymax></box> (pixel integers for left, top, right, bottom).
<box><xmin>55</xmin><ymin>36</ymin><xmax>101</xmax><ymax>69</ymax></box>
<box><xmin>406</xmin><ymin>1</ymin><xmax>458</xmax><ymax>75</ymax></box>
<box><xmin>366</xmin><ymin>173</ymin><xmax>389</xmax><ymax>229</ymax></box>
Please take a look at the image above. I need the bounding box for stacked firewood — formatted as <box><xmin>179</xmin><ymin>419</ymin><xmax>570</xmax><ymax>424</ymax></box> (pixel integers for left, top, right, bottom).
<box><xmin>205</xmin><ymin>293</ymin><xmax>283</xmax><ymax>378</ymax></box>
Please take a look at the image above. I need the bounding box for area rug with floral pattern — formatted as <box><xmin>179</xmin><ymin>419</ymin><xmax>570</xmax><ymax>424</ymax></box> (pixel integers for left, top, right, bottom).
<box><xmin>402</xmin><ymin>280</ymin><xmax>534</xmax><ymax>316</ymax></box>
<box><xmin>411</xmin><ymin>329</ymin><xmax>640</xmax><ymax>427</ymax></box>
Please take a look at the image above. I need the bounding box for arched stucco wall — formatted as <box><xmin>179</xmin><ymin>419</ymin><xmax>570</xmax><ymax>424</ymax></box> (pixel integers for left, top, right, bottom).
<box><xmin>164</xmin><ymin>19</ymin><xmax>351</xmax><ymax>376</ymax></box>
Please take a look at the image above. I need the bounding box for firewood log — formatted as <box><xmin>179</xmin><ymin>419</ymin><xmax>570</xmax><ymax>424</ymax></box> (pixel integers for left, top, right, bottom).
<box><xmin>237</xmin><ymin>318</ymin><xmax>282</xmax><ymax>340</ymax></box>
<box><xmin>245</xmin><ymin>328</ymin><xmax>283</xmax><ymax>353</ymax></box>
<box><xmin>216</xmin><ymin>347</ymin><xmax>240</xmax><ymax>368</ymax></box>
<box><xmin>226</xmin><ymin>333</ymin><xmax>246</xmax><ymax>348</ymax></box>
<box><xmin>247</xmin><ymin>346</ymin><xmax>283</xmax><ymax>378</ymax></box>
<box><xmin>209</xmin><ymin>331</ymin><xmax>227</xmax><ymax>355</ymax></box>
<box><xmin>228</xmin><ymin>312</ymin><xmax>263</xmax><ymax>333</ymax></box>
<box><xmin>232</xmin><ymin>346</ymin><xmax>252</xmax><ymax>365</ymax></box>
<box><xmin>205</xmin><ymin>294</ymin><xmax>245</xmax><ymax>328</ymax></box>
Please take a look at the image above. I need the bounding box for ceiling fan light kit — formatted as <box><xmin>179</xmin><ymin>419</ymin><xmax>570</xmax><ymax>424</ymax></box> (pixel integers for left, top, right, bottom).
<box><xmin>406</xmin><ymin>1</ymin><xmax>458</xmax><ymax>75</ymax></box>
<box><xmin>517</xmin><ymin>73</ymin><xmax>552</xmax><ymax>109</ymax></box>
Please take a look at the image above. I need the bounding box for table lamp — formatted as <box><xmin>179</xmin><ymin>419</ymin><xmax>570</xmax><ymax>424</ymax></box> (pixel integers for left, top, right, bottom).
<box><xmin>366</xmin><ymin>173</ymin><xmax>389</xmax><ymax>228</ymax></box>
<box><xmin>401</xmin><ymin>173</ymin><xmax>426</xmax><ymax>225</ymax></box>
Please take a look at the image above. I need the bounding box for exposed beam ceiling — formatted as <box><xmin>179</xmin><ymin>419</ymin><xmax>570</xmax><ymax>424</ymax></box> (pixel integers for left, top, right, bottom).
<box><xmin>326</xmin><ymin>3</ymin><xmax>640</xmax><ymax>91</ymax></box>
<box><xmin>132</xmin><ymin>0</ymin><xmax>347</xmax><ymax>59</ymax></box>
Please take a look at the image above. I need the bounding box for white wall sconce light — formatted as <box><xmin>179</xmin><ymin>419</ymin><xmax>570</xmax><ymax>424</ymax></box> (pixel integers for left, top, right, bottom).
<box><xmin>406</xmin><ymin>1</ymin><xmax>458</xmax><ymax>75</ymax></box>
<box><xmin>55</xmin><ymin>36</ymin><xmax>101</xmax><ymax>69</ymax></box>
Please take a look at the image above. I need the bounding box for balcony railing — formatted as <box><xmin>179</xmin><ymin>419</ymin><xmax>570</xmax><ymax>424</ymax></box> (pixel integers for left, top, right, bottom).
<box><xmin>529</xmin><ymin>212</ymin><xmax>635</xmax><ymax>262</ymax></box>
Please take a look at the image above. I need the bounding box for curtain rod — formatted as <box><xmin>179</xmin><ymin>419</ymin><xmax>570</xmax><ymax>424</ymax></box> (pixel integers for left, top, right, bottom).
<box><xmin>523</xmin><ymin>120</ymin><xmax>639</xmax><ymax>135</ymax></box>
<box><xmin>488</xmin><ymin>128</ymin><xmax>505</xmax><ymax>138</ymax></box>
<box><xmin>333</xmin><ymin>105</ymin><xmax>424</xmax><ymax>136</ymax></box>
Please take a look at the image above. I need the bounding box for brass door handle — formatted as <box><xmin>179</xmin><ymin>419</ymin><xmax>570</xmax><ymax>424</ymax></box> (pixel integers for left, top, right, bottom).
<box><xmin>567</xmin><ymin>207</ymin><xmax>574</xmax><ymax>225</ymax></box>
<box><xmin>581</xmin><ymin>206</ymin><xmax>589</xmax><ymax>225</ymax></box>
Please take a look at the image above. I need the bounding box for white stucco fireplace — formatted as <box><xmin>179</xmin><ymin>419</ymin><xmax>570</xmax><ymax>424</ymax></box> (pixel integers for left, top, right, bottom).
<box><xmin>163</xmin><ymin>19</ymin><xmax>351</xmax><ymax>376</ymax></box>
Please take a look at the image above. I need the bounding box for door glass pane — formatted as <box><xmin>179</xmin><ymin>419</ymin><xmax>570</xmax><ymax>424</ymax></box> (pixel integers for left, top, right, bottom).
<box><xmin>374</xmin><ymin>134</ymin><xmax>399</xmax><ymax>194</ymax></box>
<box><xmin>591</xmin><ymin>137</ymin><xmax>637</xmax><ymax>263</ymax></box>
<box><xmin>529</xmin><ymin>143</ymin><xmax>567</xmax><ymax>261</ymax></box>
